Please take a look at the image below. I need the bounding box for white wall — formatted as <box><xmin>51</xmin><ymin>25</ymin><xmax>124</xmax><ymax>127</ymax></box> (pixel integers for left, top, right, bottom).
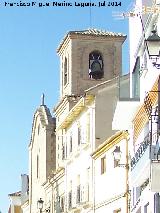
<box><xmin>94</xmin><ymin>138</ymin><xmax>127</xmax><ymax>212</ymax></box>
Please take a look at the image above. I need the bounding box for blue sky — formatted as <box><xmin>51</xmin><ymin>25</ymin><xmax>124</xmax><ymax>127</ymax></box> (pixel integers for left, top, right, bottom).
<box><xmin>0</xmin><ymin>0</ymin><xmax>131</xmax><ymax>211</ymax></box>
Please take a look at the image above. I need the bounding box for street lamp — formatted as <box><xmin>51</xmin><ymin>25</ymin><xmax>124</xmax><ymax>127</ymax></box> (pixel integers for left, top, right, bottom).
<box><xmin>112</xmin><ymin>146</ymin><xmax>129</xmax><ymax>169</ymax></box>
<box><xmin>112</xmin><ymin>146</ymin><xmax>122</xmax><ymax>161</ymax></box>
<box><xmin>37</xmin><ymin>198</ymin><xmax>44</xmax><ymax>213</ymax></box>
<box><xmin>145</xmin><ymin>30</ymin><xmax>160</xmax><ymax>69</ymax></box>
<box><xmin>112</xmin><ymin>145</ymin><xmax>130</xmax><ymax>213</ymax></box>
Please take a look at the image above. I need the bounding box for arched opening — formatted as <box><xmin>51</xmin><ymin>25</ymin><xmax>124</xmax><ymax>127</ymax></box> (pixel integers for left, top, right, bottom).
<box><xmin>89</xmin><ymin>51</ymin><xmax>104</xmax><ymax>79</ymax></box>
<box><xmin>64</xmin><ymin>57</ymin><xmax>68</xmax><ymax>85</ymax></box>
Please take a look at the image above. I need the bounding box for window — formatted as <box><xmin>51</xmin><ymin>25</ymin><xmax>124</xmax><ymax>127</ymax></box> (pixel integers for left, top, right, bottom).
<box><xmin>77</xmin><ymin>185</ymin><xmax>81</xmax><ymax>204</ymax></box>
<box><xmin>68</xmin><ymin>181</ymin><xmax>72</xmax><ymax>209</ymax></box>
<box><xmin>62</xmin><ymin>143</ymin><xmax>65</xmax><ymax>160</ymax></box>
<box><xmin>62</xmin><ymin>137</ymin><xmax>67</xmax><ymax>160</ymax></box>
<box><xmin>61</xmin><ymin>134</ymin><xmax>65</xmax><ymax>160</ymax></box>
<box><xmin>68</xmin><ymin>191</ymin><xmax>72</xmax><ymax>209</ymax></box>
<box><xmin>37</xmin><ymin>155</ymin><xmax>39</xmax><ymax>179</ymax></box>
<box><xmin>38</xmin><ymin>124</ymin><xmax>40</xmax><ymax>135</ymax></box>
<box><xmin>69</xmin><ymin>133</ymin><xmax>72</xmax><ymax>153</ymax></box>
<box><xmin>60</xmin><ymin>196</ymin><xmax>64</xmax><ymax>212</ymax></box>
<box><xmin>101</xmin><ymin>156</ymin><xmax>106</xmax><ymax>174</ymax></box>
<box><xmin>89</xmin><ymin>51</ymin><xmax>103</xmax><ymax>79</ymax></box>
<box><xmin>64</xmin><ymin>57</ymin><xmax>68</xmax><ymax>85</ymax></box>
<box><xmin>77</xmin><ymin>175</ymin><xmax>80</xmax><ymax>204</ymax></box>
<box><xmin>78</xmin><ymin>126</ymin><xmax>81</xmax><ymax>146</ymax></box>
<box><xmin>58</xmin><ymin>196</ymin><xmax>65</xmax><ymax>212</ymax></box>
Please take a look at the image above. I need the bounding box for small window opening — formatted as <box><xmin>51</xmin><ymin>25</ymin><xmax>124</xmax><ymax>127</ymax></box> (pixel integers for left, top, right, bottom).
<box><xmin>101</xmin><ymin>156</ymin><xmax>106</xmax><ymax>174</ymax></box>
<box><xmin>70</xmin><ymin>133</ymin><xmax>72</xmax><ymax>153</ymax></box>
<box><xmin>64</xmin><ymin>57</ymin><xmax>68</xmax><ymax>85</ymax></box>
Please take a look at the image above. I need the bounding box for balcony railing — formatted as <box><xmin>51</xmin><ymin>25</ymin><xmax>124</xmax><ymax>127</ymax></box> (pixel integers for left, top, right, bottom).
<box><xmin>131</xmin><ymin>134</ymin><xmax>150</xmax><ymax>170</ymax></box>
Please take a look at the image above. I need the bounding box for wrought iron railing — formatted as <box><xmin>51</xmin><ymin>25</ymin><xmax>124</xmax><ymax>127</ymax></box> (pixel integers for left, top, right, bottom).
<box><xmin>131</xmin><ymin>134</ymin><xmax>150</xmax><ymax>170</ymax></box>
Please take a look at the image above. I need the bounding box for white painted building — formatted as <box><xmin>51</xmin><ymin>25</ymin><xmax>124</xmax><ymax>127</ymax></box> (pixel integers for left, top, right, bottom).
<box><xmin>92</xmin><ymin>131</ymin><xmax>129</xmax><ymax>213</ymax></box>
<box><xmin>54</xmin><ymin>29</ymin><xmax>127</xmax><ymax>213</ymax></box>
<box><xmin>113</xmin><ymin>0</ymin><xmax>160</xmax><ymax>212</ymax></box>
<box><xmin>28</xmin><ymin>101</ymin><xmax>56</xmax><ymax>213</ymax></box>
<box><xmin>55</xmin><ymin>78</ymin><xmax>122</xmax><ymax>212</ymax></box>
<box><xmin>9</xmin><ymin>28</ymin><xmax>128</xmax><ymax>213</ymax></box>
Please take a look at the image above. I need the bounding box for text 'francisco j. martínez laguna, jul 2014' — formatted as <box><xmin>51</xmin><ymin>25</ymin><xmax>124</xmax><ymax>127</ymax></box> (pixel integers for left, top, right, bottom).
<box><xmin>3</xmin><ymin>1</ymin><xmax>122</xmax><ymax>7</ymax></box>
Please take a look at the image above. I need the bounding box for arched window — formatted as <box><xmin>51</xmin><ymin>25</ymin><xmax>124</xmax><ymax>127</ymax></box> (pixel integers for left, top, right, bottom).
<box><xmin>89</xmin><ymin>51</ymin><xmax>104</xmax><ymax>79</ymax></box>
<box><xmin>64</xmin><ymin>57</ymin><xmax>68</xmax><ymax>85</ymax></box>
<box><xmin>38</xmin><ymin>124</ymin><xmax>40</xmax><ymax>135</ymax></box>
<box><xmin>37</xmin><ymin>155</ymin><xmax>39</xmax><ymax>179</ymax></box>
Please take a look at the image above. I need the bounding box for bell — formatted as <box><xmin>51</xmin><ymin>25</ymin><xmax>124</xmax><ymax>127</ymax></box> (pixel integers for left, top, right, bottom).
<box><xmin>89</xmin><ymin>60</ymin><xmax>104</xmax><ymax>79</ymax></box>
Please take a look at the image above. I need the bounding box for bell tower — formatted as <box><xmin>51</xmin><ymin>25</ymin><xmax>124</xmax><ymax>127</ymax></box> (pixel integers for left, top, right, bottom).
<box><xmin>57</xmin><ymin>29</ymin><xmax>126</xmax><ymax>99</ymax></box>
<box><xmin>55</xmin><ymin>29</ymin><xmax>126</xmax><ymax>169</ymax></box>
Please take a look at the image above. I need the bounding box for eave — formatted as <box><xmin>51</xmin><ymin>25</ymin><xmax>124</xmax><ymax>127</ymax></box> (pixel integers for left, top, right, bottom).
<box><xmin>56</xmin><ymin>95</ymin><xmax>94</xmax><ymax>130</ymax></box>
<box><xmin>91</xmin><ymin>131</ymin><xmax>129</xmax><ymax>160</ymax></box>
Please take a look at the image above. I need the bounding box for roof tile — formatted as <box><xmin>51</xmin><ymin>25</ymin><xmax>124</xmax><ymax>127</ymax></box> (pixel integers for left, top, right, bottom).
<box><xmin>69</xmin><ymin>28</ymin><xmax>126</xmax><ymax>37</ymax></box>
<box><xmin>57</xmin><ymin>28</ymin><xmax>126</xmax><ymax>52</ymax></box>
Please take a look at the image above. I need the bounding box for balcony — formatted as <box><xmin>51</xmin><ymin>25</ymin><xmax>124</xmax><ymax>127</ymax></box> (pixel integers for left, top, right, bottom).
<box><xmin>112</xmin><ymin>74</ymin><xmax>140</xmax><ymax>130</ymax></box>
<box><xmin>130</xmin><ymin>134</ymin><xmax>160</xmax><ymax>191</ymax></box>
<box><xmin>130</xmin><ymin>135</ymin><xmax>151</xmax><ymax>187</ymax></box>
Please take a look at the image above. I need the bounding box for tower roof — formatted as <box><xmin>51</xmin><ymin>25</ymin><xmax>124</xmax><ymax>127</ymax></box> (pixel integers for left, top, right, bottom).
<box><xmin>57</xmin><ymin>28</ymin><xmax>126</xmax><ymax>53</ymax></box>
